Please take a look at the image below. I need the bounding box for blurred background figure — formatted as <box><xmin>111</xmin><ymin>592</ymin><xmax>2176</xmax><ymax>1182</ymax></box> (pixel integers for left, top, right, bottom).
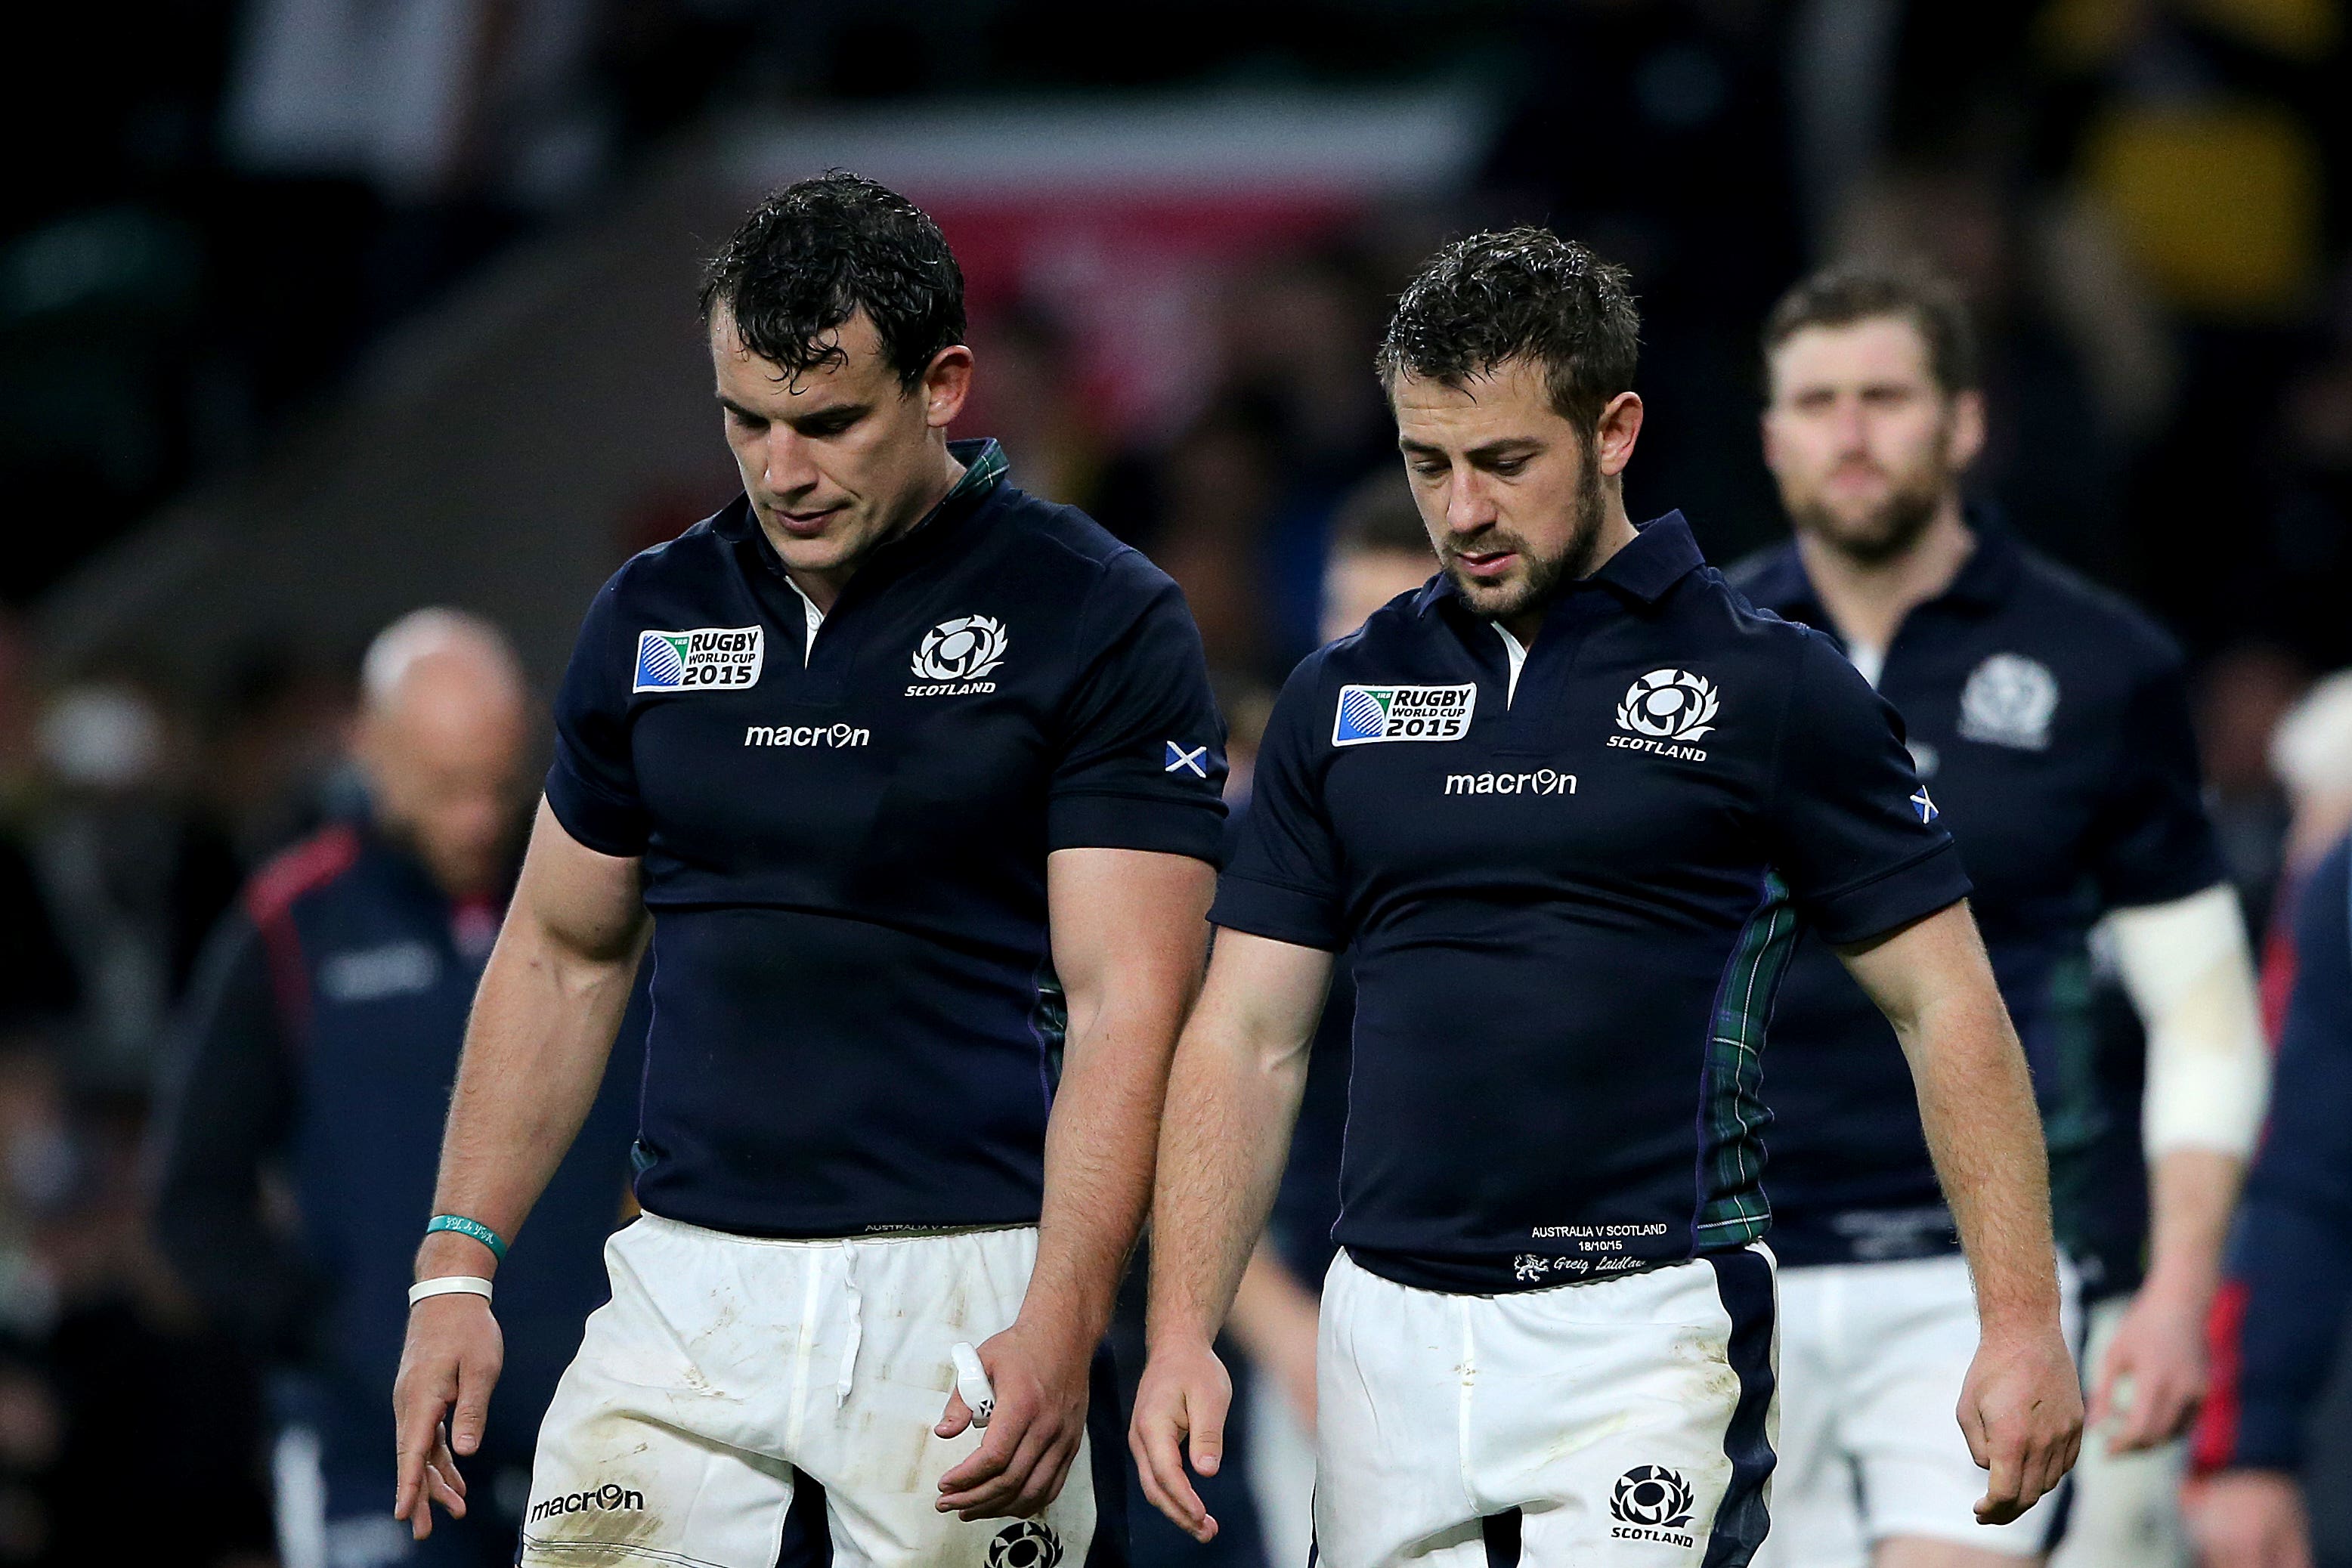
<box><xmin>2271</xmin><ymin>673</ymin><xmax>2352</xmax><ymax>898</ymax></box>
<box><xmin>28</xmin><ymin>680</ymin><xmax>239</xmax><ymax>1091</ymax></box>
<box><xmin>2186</xmin><ymin>666</ymin><xmax>2352</xmax><ymax>1568</ymax></box>
<box><xmin>150</xmin><ymin>610</ymin><xmax>644</xmax><ymax>1568</ymax></box>
<box><xmin>2187</xmin><ymin>824</ymin><xmax>2352</xmax><ymax>1568</ymax></box>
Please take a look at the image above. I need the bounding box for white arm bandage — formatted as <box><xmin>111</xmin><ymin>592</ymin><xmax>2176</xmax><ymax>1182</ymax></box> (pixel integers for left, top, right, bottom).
<box><xmin>2106</xmin><ymin>882</ymin><xmax>2270</xmax><ymax>1159</ymax></box>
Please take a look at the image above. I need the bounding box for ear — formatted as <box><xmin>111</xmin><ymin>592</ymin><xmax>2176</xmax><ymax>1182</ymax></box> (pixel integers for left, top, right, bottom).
<box><xmin>1946</xmin><ymin>388</ymin><xmax>1987</xmax><ymax>472</ymax></box>
<box><xmin>920</xmin><ymin>345</ymin><xmax>975</xmax><ymax>431</ymax></box>
<box><xmin>1595</xmin><ymin>391</ymin><xmax>1644</xmax><ymax>478</ymax></box>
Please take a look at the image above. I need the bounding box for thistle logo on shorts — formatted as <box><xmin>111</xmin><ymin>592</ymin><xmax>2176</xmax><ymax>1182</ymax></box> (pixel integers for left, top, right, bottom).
<box><xmin>988</xmin><ymin>1520</ymin><xmax>1063</xmax><ymax>1568</ymax></box>
<box><xmin>1957</xmin><ymin>652</ymin><xmax>2058</xmax><ymax>751</ymax></box>
<box><xmin>528</xmin><ymin>1481</ymin><xmax>646</xmax><ymax>1524</ymax></box>
<box><xmin>634</xmin><ymin>626</ymin><xmax>763</xmax><ymax>693</ymax></box>
<box><xmin>1332</xmin><ymin>683</ymin><xmax>1475</xmax><ymax>746</ymax></box>
<box><xmin>1610</xmin><ymin>1465</ymin><xmax>1697</xmax><ymax>1546</ymax></box>
<box><xmin>1609</xmin><ymin>668</ymin><xmax>1719</xmax><ymax>761</ymax></box>
<box><xmin>908</xmin><ymin>614</ymin><xmax>1008</xmax><ymax>695</ymax></box>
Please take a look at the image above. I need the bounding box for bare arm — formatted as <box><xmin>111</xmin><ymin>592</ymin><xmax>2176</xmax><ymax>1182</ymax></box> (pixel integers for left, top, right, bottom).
<box><xmin>2096</xmin><ymin>884</ymin><xmax>2268</xmax><ymax>1449</ymax></box>
<box><xmin>1131</xmin><ymin>930</ymin><xmax>1334</xmax><ymax>1543</ymax></box>
<box><xmin>1838</xmin><ymin>899</ymin><xmax>2084</xmax><ymax>1524</ymax></box>
<box><xmin>392</xmin><ymin>800</ymin><xmax>646</xmax><ymax>1537</ymax></box>
<box><xmin>1225</xmin><ymin>1242</ymin><xmax>1322</xmax><ymax>1430</ymax></box>
<box><xmin>935</xmin><ymin>846</ymin><xmax>1215</xmax><ymax>1521</ymax></box>
<box><xmin>417</xmin><ymin>800</ymin><xmax>648</xmax><ymax>1271</ymax></box>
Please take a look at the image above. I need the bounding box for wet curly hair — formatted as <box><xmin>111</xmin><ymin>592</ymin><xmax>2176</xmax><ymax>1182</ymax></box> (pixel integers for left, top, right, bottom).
<box><xmin>1376</xmin><ymin>227</ymin><xmax>1641</xmax><ymax>434</ymax></box>
<box><xmin>700</xmin><ymin>171</ymin><xmax>966</xmax><ymax>391</ymax></box>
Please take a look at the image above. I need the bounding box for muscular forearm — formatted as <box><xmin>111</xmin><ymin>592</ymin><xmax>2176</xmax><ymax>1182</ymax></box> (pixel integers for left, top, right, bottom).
<box><xmin>1905</xmin><ymin>987</ymin><xmax>2063</xmax><ymax>1326</ymax></box>
<box><xmin>415</xmin><ymin>914</ymin><xmax>642</xmax><ymax>1279</ymax></box>
<box><xmin>1144</xmin><ymin>1004</ymin><xmax>1312</xmax><ymax>1353</ymax></box>
<box><xmin>1023</xmin><ymin>1000</ymin><xmax>1185</xmax><ymax>1350</ymax></box>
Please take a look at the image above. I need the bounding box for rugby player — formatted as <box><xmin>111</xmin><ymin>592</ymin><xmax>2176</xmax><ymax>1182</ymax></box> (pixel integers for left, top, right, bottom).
<box><xmin>1131</xmin><ymin>230</ymin><xmax>2083</xmax><ymax>1567</ymax></box>
<box><xmin>391</xmin><ymin>174</ymin><xmax>1229</xmax><ymax>1567</ymax></box>
<box><xmin>1735</xmin><ymin>264</ymin><xmax>2270</xmax><ymax>1568</ymax></box>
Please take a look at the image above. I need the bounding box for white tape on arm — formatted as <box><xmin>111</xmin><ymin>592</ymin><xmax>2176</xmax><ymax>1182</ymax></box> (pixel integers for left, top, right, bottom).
<box><xmin>951</xmin><ymin>1341</ymin><xmax>995</xmax><ymax>1427</ymax></box>
<box><xmin>408</xmin><ymin>1276</ymin><xmax>495</xmax><ymax>1307</ymax></box>
<box><xmin>2108</xmin><ymin>883</ymin><xmax>2271</xmax><ymax>1158</ymax></box>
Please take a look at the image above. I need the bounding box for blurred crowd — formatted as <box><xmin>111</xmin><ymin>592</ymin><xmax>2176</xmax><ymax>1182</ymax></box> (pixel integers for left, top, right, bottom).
<box><xmin>4</xmin><ymin>1</ymin><xmax>2352</xmax><ymax>1565</ymax></box>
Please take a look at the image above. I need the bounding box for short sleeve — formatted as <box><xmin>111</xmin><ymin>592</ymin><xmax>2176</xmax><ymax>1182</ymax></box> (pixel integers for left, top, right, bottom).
<box><xmin>1209</xmin><ymin>660</ymin><xmax>1348</xmax><ymax>950</ymax></box>
<box><xmin>545</xmin><ymin>574</ymin><xmax>653</xmax><ymax>857</ymax></box>
<box><xmin>2087</xmin><ymin>647</ymin><xmax>2229</xmax><ymax>910</ymax></box>
<box><xmin>1764</xmin><ymin>630</ymin><xmax>1972</xmax><ymax>945</ymax></box>
<box><xmin>1047</xmin><ymin>555</ymin><xmax>1229</xmax><ymax>864</ymax></box>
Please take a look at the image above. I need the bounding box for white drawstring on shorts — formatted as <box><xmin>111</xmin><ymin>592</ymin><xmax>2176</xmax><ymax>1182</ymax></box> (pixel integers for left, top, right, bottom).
<box><xmin>836</xmin><ymin>1241</ymin><xmax>863</xmax><ymax>1406</ymax></box>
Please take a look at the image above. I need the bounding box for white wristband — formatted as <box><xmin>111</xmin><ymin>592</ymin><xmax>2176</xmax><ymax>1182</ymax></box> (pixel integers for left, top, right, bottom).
<box><xmin>408</xmin><ymin>1276</ymin><xmax>495</xmax><ymax>1307</ymax></box>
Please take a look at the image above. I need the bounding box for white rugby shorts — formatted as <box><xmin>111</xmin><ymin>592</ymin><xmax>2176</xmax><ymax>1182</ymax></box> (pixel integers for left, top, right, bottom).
<box><xmin>1313</xmin><ymin>1244</ymin><xmax>1778</xmax><ymax>1568</ymax></box>
<box><xmin>518</xmin><ymin>1214</ymin><xmax>1119</xmax><ymax>1568</ymax></box>
<box><xmin>1756</xmin><ymin>1251</ymin><xmax>2081</xmax><ymax>1567</ymax></box>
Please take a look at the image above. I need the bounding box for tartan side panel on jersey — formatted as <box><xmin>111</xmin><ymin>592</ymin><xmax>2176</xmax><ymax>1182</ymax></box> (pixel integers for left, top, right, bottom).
<box><xmin>1694</xmin><ymin>870</ymin><xmax>1796</xmax><ymax>1246</ymax></box>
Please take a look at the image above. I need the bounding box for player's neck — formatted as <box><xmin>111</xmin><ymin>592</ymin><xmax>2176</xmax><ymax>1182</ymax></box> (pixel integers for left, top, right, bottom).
<box><xmin>781</xmin><ymin>443</ymin><xmax>967</xmax><ymax>613</ymax></box>
<box><xmin>1795</xmin><ymin>496</ymin><xmax>1973</xmax><ymax>661</ymax></box>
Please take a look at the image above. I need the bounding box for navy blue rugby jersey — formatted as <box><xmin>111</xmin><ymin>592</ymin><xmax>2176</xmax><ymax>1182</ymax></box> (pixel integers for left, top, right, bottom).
<box><xmin>1211</xmin><ymin>513</ymin><xmax>1968</xmax><ymax>1294</ymax></box>
<box><xmin>1732</xmin><ymin>524</ymin><xmax>2227</xmax><ymax>1270</ymax></box>
<box><xmin>546</xmin><ymin>439</ymin><xmax>1227</xmax><ymax>1238</ymax></box>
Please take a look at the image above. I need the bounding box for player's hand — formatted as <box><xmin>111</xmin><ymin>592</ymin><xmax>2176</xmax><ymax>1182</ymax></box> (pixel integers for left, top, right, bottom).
<box><xmin>393</xmin><ymin>1295</ymin><xmax>504</xmax><ymax>1539</ymax></box>
<box><xmin>1957</xmin><ymin>1320</ymin><xmax>2083</xmax><ymax>1526</ymax></box>
<box><xmin>2187</xmin><ymin>1469</ymin><xmax>2313</xmax><ymax>1568</ymax></box>
<box><xmin>2089</xmin><ymin>1278</ymin><xmax>2209</xmax><ymax>1452</ymax></box>
<box><xmin>934</xmin><ymin>1317</ymin><xmax>1089</xmax><ymax>1521</ymax></box>
<box><xmin>1128</xmin><ymin>1336</ymin><xmax>1230</xmax><ymax>1544</ymax></box>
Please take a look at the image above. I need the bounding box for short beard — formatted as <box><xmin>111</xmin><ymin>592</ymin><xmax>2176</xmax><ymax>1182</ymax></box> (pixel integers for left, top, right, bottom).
<box><xmin>1443</xmin><ymin>437</ymin><xmax>1608</xmax><ymax>623</ymax></box>
<box><xmin>1786</xmin><ymin>446</ymin><xmax>1951</xmax><ymax>568</ymax></box>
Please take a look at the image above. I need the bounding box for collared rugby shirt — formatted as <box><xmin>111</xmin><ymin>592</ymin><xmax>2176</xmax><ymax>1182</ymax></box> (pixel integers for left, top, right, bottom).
<box><xmin>1213</xmin><ymin>513</ymin><xmax>1967</xmax><ymax>1293</ymax></box>
<box><xmin>546</xmin><ymin>439</ymin><xmax>1227</xmax><ymax>1238</ymax></box>
<box><xmin>1733</xmin><ymin>524</ymin><xmax>2227</xmax><ymax>1275</ymax></box>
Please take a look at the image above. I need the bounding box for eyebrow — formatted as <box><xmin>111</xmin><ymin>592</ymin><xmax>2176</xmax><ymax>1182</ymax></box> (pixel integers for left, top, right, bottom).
<box><xmin>1783</xmin><ymin>377</ymin><xmax>1921</xmax><ymax>400</ymax></box>
<box><xmin>1398</xmin><ymin>436</ymin><xmax>1544</xmax><ymax>461</ymax></box>
<box><xmin>717</xmin><ymin>395</ymin><xmax>872</xmax><ymax>430</ymax></box>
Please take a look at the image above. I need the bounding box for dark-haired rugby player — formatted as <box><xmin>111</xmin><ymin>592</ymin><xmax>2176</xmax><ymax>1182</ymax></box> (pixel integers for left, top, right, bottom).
<box><xmin>1130</xmin><ymin>230</ymin><xmax>2082</xmax><ymax>1567</ymax></box>
<box><xmin>1738</xmin><ymin>264</ymin><xmax>2268</xmax><ymax>1568</ymax></box>
<box><xmin>391</xmin><ymin>173</ymin><xmax>1227</xmax><ymax>1568</ymax></box>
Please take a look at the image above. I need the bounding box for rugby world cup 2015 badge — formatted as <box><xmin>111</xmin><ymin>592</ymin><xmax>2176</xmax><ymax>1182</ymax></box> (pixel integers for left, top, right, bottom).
<box><xmin>633</xmin><ymin>626</ymin><xmax>764</xmax><ymax>693</ymax></box>
<box><xmin>1332</xmin><ymin>683</ymin><xmax>1476</xmax><ymax>746</ymax></box>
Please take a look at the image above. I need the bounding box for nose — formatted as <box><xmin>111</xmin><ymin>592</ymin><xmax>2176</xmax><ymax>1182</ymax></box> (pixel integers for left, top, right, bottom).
<box><xmin>1830</xmin><ymin>397</ymin><xmax>1872</xmax><ymax>454</ymax></box>
<box><xmin>762</xmin><ymin>427</ymin><xmax>822</xmax><ymax>498</ymax></box>
<box><xmin>1443</xmin><ymin>467</ymin><xmax>1499</xmax><ymax>537</ymax></box>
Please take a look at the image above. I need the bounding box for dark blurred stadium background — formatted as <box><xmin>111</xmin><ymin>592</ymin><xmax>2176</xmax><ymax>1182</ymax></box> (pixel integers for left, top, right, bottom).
<box><xmin>2</xmin><ymin>2</ymin><xmax>2349</xmax><ymax>1564</ymax></box>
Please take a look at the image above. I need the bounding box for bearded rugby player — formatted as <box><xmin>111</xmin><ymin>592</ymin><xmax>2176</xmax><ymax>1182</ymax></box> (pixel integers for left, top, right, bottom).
<box><xmin>1738</xmin><ymin>264</ymin><xmax>2267</xmax><ymax>1568</ymax></box>
<box><xmin>1131</xmin><ymin>230</ymin><xmax>2081</xmax><ymax>1567</ymax></box>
